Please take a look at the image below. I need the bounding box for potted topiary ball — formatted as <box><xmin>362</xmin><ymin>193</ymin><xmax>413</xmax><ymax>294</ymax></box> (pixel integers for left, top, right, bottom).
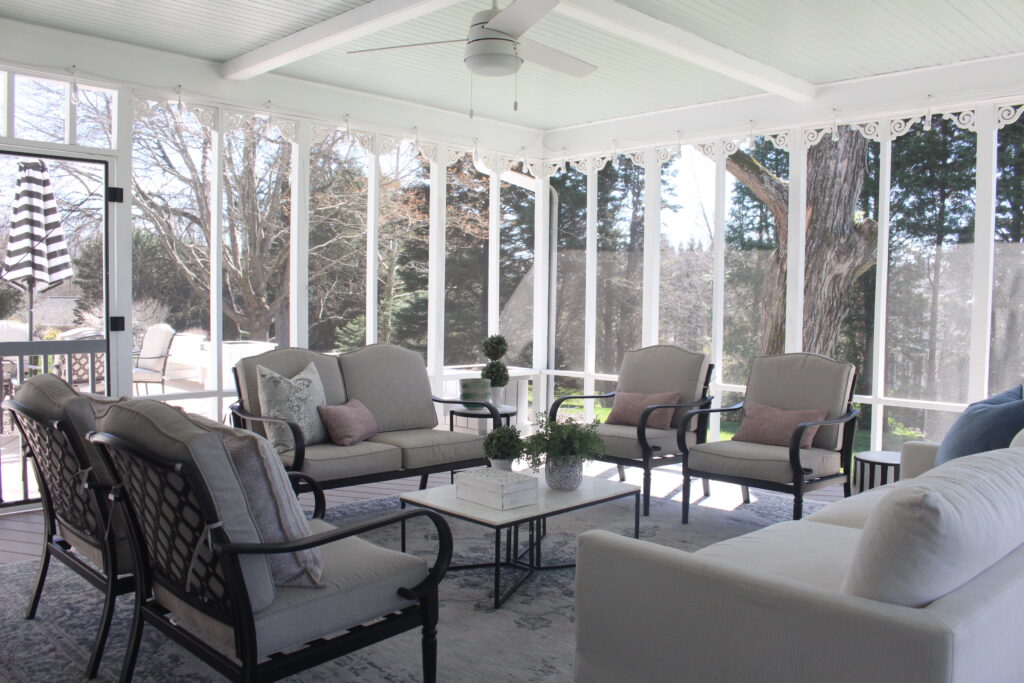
<box><xmin>482</xmin><ymin>424</ymin><xmax>523</xmax><ymax>471</ymax></box>
<box><xmin>480</xmin><ymin>334</ymin><xmax>510</xmax><ymax>405</ymax></box>
<box><xmin>523</xmin><ymin>415</ymin><xmax>605</xmax><ymax>490</ymax></box>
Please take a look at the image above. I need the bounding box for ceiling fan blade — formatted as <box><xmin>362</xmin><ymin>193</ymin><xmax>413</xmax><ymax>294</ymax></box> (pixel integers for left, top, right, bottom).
<box><xmin>484</xmin><ymin>0</ymin><xmax>559</xmax><ymax>38</ymax></box>
<box><xmin>518</xmin><ymin>38</ymin><xmax>597</xmax><ymax>77</ymax></box>
<box><xmin>348</xmin><ymin>39</ymin><xmax>464</xmax><ymax>55</ymax></box>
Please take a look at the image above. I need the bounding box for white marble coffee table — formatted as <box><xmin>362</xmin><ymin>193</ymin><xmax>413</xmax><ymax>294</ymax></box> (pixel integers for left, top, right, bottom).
<box><xmin>400</xmin><ymin>475</ymin><xmax>640</xmax><ymax>608</ymax></box>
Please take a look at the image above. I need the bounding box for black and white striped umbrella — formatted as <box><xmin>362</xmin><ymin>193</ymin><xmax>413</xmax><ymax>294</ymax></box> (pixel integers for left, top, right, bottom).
<box><xmin>2</xmin><ymin>160</ymin><xmax>74</xmax><ymax>339</ymax></box>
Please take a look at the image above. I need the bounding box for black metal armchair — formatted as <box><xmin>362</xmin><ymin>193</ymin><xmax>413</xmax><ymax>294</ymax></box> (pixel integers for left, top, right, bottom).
<box><xmin>89</xmin><ymin>399</ymin><xmax>453</xmax><ymax>683</ymax></box>
<box><xmin>549</xmin><ymin>345</ymin><xmax>713</xmax><ymax>515</ymax></box>
<box><xmin>3</xmin><ymin>379</ymin><xmax>134</xmax><ymax>680</ymax></box>
<box><xmin>676</xmin><ymin>352</ymin><xmax>859</xmax><ymax>523</ymax></box>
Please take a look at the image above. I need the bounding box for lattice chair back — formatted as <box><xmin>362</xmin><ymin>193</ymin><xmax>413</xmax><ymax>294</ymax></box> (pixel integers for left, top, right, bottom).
<box><xmin>92</xmin><ymin>431</ymin><xmax>236</xmax><ymax>624</ymax></box>
<box><xmin>7</xmin><ymin>400</ymin><xmax>106</xmax><ymax>553</ymax></box>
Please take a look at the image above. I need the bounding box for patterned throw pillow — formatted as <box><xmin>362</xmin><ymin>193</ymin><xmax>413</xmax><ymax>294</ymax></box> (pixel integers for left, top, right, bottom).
<box><xmin>732</xmin><ymin>400</ymin><xmax>828</xmax><ymax>449</ymax></box>
<box><xmin>606</xmin><ymin>391</ymin><xmax>681</xmax><ymax>430</ymax></box>
<box><xmin>256</xmin><ymin>362</ymin><xmax>328</xmax><ymax>453</ymax></box>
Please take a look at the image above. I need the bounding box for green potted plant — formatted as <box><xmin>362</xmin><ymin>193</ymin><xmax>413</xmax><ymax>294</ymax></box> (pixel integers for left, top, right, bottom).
<box><xmin>480</xmin><ymin>334</ymin><xmax>510</xmax><ymax>404</ymax></box>
<box><xmin>482</xmin><ymin>424</ymin><xmax>523</xmax><ymax>471</ymax></box>
<box><xmin>524</xmin><ymin>415</ymin><xmax>605</xmax><ymax>490</ymax></box>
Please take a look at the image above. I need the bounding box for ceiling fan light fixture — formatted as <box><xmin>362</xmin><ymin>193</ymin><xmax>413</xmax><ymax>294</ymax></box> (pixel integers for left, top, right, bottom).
<box><xmin>464</xmin><ymin>51</ymin><xmax>523</xmax><ymax>76</ymax></box>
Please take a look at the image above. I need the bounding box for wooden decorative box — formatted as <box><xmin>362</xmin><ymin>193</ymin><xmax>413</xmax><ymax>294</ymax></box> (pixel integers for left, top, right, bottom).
<box><xmin>455</xmin><ymin>469</ymin><xmax>538</xmax><ymax>510</ymax></box>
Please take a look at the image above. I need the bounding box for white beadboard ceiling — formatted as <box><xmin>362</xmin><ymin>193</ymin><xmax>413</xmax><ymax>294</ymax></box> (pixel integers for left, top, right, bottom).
<box><xmin>3</xmin><ymin>0</ymin><xmax>1024</xmax><ymax>130</ymax></box>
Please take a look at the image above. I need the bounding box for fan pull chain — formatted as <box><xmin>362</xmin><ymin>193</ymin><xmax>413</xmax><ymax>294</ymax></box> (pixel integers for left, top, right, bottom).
<box><xmin>514</xmin><ymin>45</ymin><xmax>519</xmax><ymax>112</ymax></box>
<box><xmin>469</xmin><ymin>73</ymin><xmax>475</xmax><ymax>119</ymax></box>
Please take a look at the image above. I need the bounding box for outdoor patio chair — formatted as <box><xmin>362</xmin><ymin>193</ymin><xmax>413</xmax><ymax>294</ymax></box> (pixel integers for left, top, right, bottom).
<box><xmin>677</xmin><ymin>352</ymin><xmax>859</xmax><ymax>523</ymax></box>
<box><xmin>548</xmin><ymin>345</ymin><xmax>713</xmax><ymax>516</ymax></box>
<box><xmin>89</xmin><ymin>398</ymin><xmax>452</xmax><ymax>683</ymax></box>
<box><xmin>131</xmin><ymin>323</ymin><xmax>175</xmax><ymax>394</ymax></box>
<box><xmin>2</xmin><ymin>374</ymin><xmax>133</xmax><ymax>679</ymax></box>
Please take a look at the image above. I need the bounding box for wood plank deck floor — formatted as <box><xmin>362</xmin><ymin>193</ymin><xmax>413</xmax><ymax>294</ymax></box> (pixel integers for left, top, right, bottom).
<box><xmin>0</xmin><ymin>467</ymin><xmax>844</xmax><ymax>566</ymax></box>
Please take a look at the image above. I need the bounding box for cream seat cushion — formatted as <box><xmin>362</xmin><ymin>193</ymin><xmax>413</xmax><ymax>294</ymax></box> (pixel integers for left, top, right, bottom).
<box><xmin>280</xmin><ymin>441</ymin><xmax>403</xmax><ymax>480</ymax></box>
<box><xmin>155</xmin><ymin>518</ymin><xmax>428</xmax><ymax>657</ymax></box>
<box><xmin>596</xmin><ymin>423</ymin><xmax>696</xmax><ymax>460</ymax></box>
<box><xmin>695</xmin><ymin>519</ymin><xmax>861</xmax><ymax>591</ymax></box>
<box><xmin>369</xmin><ymin>429</ymin><xmax>484</xmax><ymax>469</ymax></box>
<box><xmin>687</xmin><ymin>440</ymin><xmax>840</xmax><ymax>484</ymax></box>
<box><xmin>843</xmin><ymin>449</ymin><xmax>1024</xmax><ymax>607</ymax></box>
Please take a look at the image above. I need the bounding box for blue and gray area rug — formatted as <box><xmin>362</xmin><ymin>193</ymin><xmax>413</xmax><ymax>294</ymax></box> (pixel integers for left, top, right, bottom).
<box><xmin>0</xmin><ymin>488</ymin><xmax>820</xmax><ymax>682</ymax></box>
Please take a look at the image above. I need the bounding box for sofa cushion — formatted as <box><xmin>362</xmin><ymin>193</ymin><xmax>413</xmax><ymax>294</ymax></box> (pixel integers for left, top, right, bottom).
<box><xmin>369</xmin><ymin>429</ymin><xmax>484</xmax><ymax>469</ymax></box>
<box><xmin>842</xmin><ymin>449</ymin><xmax>1024</xmax><ymax>607</ymax></box>
<box><xmin>318</xmin><ymin>400</ymin><xmax>378</xmax><ymax>446</ymax></box>
<box><xmin>935</xmin><ymin>385</ymin><xmax>1024</xmax><ymax>465</ymax></box>
<box><xmin>234</xmin><ymin>348</ymin><xmax>347</xmax><ymax>438</ymax></box>
<box><xmin>188</xmin><ymin>414</ymin><xmax>324</xmax><ymax>588</ymax></box>
<box><xmin>280</xmin><ymin>441</ymin><xmax>403</xmax><ymax>481</ymax></box>
<box><xmin>803</xmin><ymin>484</ymin><xmax>896</xmax><ymax>529</ymax></box>
<box><xmin>338</xmin><ymin>345</ymin><xmax>438</xmax><ymax>432</ymax></box>
<box><xmin>96</xmin><ymin>400</ymin><xmax>276</xmax><ymax>612</ymax></box>
<box><xmin>687</xmin><ymin>440</ymin><xmax>840</xmax><ymax>484</ymax></box>
<box><xmin>695</xmin><ymin>519</ymin><xmax>862</xmax><ymax>590</ymax></box>
<box><xmin>256</xmin><ymin>361</ymin><xmax>329</xmax><ymax>453</ymax></box>
<box><xmin>606</xmin><ymin>391</ymin><xmax>680</xmax><ymax>431</ymax></box>
<box><xmin>733</xmin><ymin>400</ymin><xmax>827</xmax><ymax>449</ymax></box>
<box><xmin>596</xmin><ymin>423</ymin><xmax>695</xmax><ymax>460</ymax></box>
<box><xmin>154</xmin><ymin>518</ymin><xmax>428</xmax><ymax>657</ymax></box>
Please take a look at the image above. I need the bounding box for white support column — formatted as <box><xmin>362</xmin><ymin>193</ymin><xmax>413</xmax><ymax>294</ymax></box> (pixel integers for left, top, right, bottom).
<box><xmin>785</xmin><ymin>129</ymin><xmax>807</xmax><ymax>353</ymax></box>
<box><xmin>488</xmin><ymin>166</ymin><xmax>500</xmax><ymax>335</ymax></box>
<box><xmin>584</xmin><ymin>165</ymin><xmax>598</xmax><ymax>421</ymax></box>
<box><xmin>426</xmin><ymin>147</ymin><xmax>447</xmax><ymax>386</ymax></box>
<box><xmin>641</xmin><ymin>148</ymin><xmax>660</xmax><ymax>346</ymax></box>
<box><xmin>969</xmin><ymin>104</ymin><xmax>997</xmax><ymax>402</ymax></box>
<box><xmin>107</xmin><ymin>88</ymin><xmax>135</xmax><ymax>399</ymax></box>
<box><xmin>870</xmin><ymin>123</ymin><xmax>893</xmax><ymax>451</ymax></box>
<box><xmin>210</xmin><ymin>108</ymin><xmax>225</xmax><ymax>414</ymax></box>
<box><xmin>709</xmin><ymin>142</ymin><xmax>727</xmax><ymax>438</ymax></box>
<box><xmin>289</xmin><ymin>120</ymin><xmax>310</xmax><ymax>348</ymax></box>
<box><xmin>533</xmin><ymin>172</ymin><xmax>551</xmax><ymax>412</ymax></box>
<box><xmin>364</xmin><ymin>138</ymin><xmax>380</xmax><ymax>345</ymax></box>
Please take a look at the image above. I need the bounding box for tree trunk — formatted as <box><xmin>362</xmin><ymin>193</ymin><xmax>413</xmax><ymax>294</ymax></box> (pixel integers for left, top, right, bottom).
<box><xmin>728</xmin><ymin>128</ymin><xmax>877</xmax><ymax>360</ymax></box>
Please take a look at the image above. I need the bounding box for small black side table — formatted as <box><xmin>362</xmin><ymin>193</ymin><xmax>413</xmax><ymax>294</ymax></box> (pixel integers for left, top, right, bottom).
<box><xmin>855</xmin><ymin>450</ymin><xmax>901</xmax><ymax>491</ymax></box>
<box><xmin>448</xmin><ymin>403</ymin><xmax>517</xmax><ymax>431</ymax></box>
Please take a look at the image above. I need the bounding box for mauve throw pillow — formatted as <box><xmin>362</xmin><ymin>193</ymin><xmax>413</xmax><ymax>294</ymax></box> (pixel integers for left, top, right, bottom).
<box><xmin>318</xmin><ymin>400</ymin><xmax>378</xmax><ymax>446</ymax></box>
<box><xmin>935</xmin><ymin>385</ymin><xmax>1024</xmax><ymax>466</ymax></box>
<box><xmin>733</xmin><ymin>401</ymin><xmax>828</xmax><ymax>449</ymax></box>
<box><xmin>606</xmin><ymin>391</ymin><xmax>681</xmax><ymax>430</ymax></box>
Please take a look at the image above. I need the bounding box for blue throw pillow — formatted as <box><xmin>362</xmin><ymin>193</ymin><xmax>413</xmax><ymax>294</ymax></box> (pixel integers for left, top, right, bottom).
<box><xmin>935</xmin><ymin>385</ymin><xmax>1024</xmax><ymax>466</ymax></box>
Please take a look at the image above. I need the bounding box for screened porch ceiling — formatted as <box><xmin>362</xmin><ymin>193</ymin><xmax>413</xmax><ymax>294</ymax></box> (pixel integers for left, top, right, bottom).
<box><xmin>3</xmin><ymin>0</ymin><xmax>1024</xmax><ymax>130</ymax></box>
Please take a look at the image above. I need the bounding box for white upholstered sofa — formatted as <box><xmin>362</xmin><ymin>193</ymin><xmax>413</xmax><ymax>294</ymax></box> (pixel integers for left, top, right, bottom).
<box><xmin>575</xmin><ymin>432</ymin><xmax>1024</xmax><ymax>683</ymax></box>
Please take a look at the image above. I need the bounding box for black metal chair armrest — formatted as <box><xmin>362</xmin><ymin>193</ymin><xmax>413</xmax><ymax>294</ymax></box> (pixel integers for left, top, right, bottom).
<box><xmin>788</xmin><ymin>407</ymin><xmax>861</xmax><ymax>474</ymax></box>
<box><xmin>287</xmin><ymin>471</ymin><xmax>326</xmax><ymax>519</ymax></box>
<box><xmin>216</xmin><ymin>508</ymin><xmax>454</xmax><ymax>600</ymax></box>
<box><xmin>548</xmin><ymin>392</ymin><xmax>616</xmax><ymax>422</ymax></box>
<box><xmin>433</xmin><ymin>395</ymin><xmax>501</xmax><ymax>429</ymax></box>
<box><xmin>228</xmin><ymin>402</ymin><xmax>306</xmax><ymax>471</ymax></box>
<box><xmin>635</xmin><ymin>397</ymin><xmax>711</xmax><ymax>454</ymax></box>
<box><xmin>676</xmin><ymin>401</ymin><xmax>743</xmax><ymax>453</ymax></box>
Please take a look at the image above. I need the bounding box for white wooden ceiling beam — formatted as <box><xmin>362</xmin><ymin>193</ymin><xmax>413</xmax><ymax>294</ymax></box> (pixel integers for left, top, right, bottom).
<box><xmin>554</xmin><ymin>0</ymin><xmax>816</xmax><ymax>102</ymax></box>
<box><xmin>221</xmin><ymin>0</ymin><xmax>465</xmax><ymax>80</ymax></box>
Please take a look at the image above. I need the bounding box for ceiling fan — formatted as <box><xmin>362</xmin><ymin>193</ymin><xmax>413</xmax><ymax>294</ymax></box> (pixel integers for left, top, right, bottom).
<box><xmin>348</xmin><ymin>0</ymin><xmax>597</xmax><ymax>78</ymax></box>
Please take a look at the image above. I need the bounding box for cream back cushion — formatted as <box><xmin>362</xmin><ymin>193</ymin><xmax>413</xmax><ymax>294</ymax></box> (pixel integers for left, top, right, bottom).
<box><xmin>842</xmin><ymin>449</ymin><xmax>1024</xmax><ymax>607</ymax></box>
<box><xmin>1012</xmin><ymin>428</ymin><xmax>1024</xmax><ymax>448</ymax></box>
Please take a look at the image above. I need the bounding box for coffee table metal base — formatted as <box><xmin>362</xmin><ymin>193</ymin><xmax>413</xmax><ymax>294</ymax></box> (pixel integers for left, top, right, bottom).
<box><xmin>401</xmin><ymin>489</ymin><xmax>640</xmax><ymax>609</ymax></box>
